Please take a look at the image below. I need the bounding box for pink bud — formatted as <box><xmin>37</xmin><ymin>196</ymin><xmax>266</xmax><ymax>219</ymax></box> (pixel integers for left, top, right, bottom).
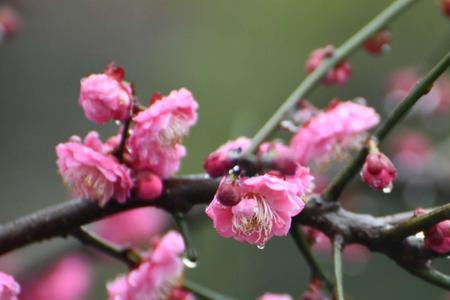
<box><xmin>361</xmin><ymin>152</ymin><xmax>397</xmax><ymax>191</ymax></box>
<box><xmin>363</xmin><ymin>30</ymin><xmax>391</xmax><ymax>54</ymax></box>
<box><xmin>424</xmin><ymin>220</ymin><xmax>450</xmax><ymax>254</ymax></box>
<box><xmin>105</xmin><ymin>63</ymin><xmax>126</xmax><ymax>81</ymax></box>
<box><xmin>441</xmin><ymin>0</ymin><xmax>450</xmax><ymax>16</ymax></box>
<box><xmin>216</xmin><ymin>176</ymin><xmax>241</xmax><ymax>207</ymax></box>
<box><xmin>305</xmin><ymin>45</ymin><xmax>351</xmax><ymax>85</ymax></box>
<box><xmin>136</xmin><ymin>172</ymin><xmax>163</xmax><ymax>200</ymax></box>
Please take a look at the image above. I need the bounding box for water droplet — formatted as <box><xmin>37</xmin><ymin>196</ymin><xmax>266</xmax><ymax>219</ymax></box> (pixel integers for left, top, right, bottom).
<box><xmin>382</xmin><ymin>182</ymin><xmax>393</xmax><ymax>194</ymax></box>
<box><xmin>257</xmin><ymin>243</ymin><xmax>265</xmax><ymax>250</ymax></box>
<box><xmin>114</xmin><ymin>120</ymin><xmax>121</xmax><ymax>126</ymax></box>
<box><xmin>182</xmin><ymin>257</ymin><xmax>198</xmax><ymax>269</ymax></box>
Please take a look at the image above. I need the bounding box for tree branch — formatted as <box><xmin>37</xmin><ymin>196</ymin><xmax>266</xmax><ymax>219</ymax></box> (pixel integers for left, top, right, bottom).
<box><xmin>323</xmin><ymin>50</ymin><xmax>450</xmax><ymax>201</ymax></box>
<box><xmin>244</xmin><ymin>0</ymin><xmax>419</xmax><ymax>154</ymax></box>
<box><xmin>290</xmin><ymin>224</ymin><xmax>334</xmax><ymax>292</ymax></box>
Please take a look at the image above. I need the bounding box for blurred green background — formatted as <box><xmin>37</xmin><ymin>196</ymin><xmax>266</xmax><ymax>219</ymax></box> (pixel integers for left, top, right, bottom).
<box><xmin>0</xmin><ymin>0</ymin><xmax>449</xmax><ymax>299</ymax></box>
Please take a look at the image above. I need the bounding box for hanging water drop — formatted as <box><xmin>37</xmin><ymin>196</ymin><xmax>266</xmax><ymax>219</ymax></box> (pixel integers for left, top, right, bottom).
<box><xmin>182</xmin><ymin>257</ymin><xmax>198</xmax><ymax>269</ymax></box>
<box><xmin>114</xmin><ymin>120</ymin><xmax>121</xmax><ymax>126</ymax></box>
<box><xmin>382</xmin><ymin>182</ymin><xmax>393</xmax><ymax>194</ymax></box>
<box><xmin>257</xmin><ymin>243</ymin><xmax>265</xmax><ymax>250</ymax></box>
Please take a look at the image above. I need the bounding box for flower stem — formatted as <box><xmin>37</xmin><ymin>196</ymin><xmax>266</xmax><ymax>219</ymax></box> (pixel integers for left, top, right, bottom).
<box><xmin>244</xmin><ymin>0</ymin><xmax>419</xmax><ymax>155</ymax></box>
<box><xmin>403</xmin><ymin>265</ymin><xmax>450</xmax><ymax>290</ymax></box>
<box><xmin>332</xmin><ymin>235</ymin><xmax>345</xmax><ymax>300</ymax></box>
<box><xmin>173</xmin><ymin>211</ymin><xmax>198</xmax><ymax>264</ymax></box>
<box><xmin>290</xmin><ymin>225</ymin><xmax>334</xmax><ymax>292</ymax></box>
<box><xmin>323</xmin><ymin>50</ymin><xmax>450</xmax><ymax>201</ymax></box>
<box><xmin>183</xmin><ymin>279</ymin><xmax>236</xmax><ymax>300</ymax></box>
<box><xmin>71</xmin><ymin>227</ymin><xmax>141</xmax><ymax>269</ymax></box>
<box><xmin>384</xmin><ymin>203</ymin><xmax>450</xmax><ymax>241</ymax></box>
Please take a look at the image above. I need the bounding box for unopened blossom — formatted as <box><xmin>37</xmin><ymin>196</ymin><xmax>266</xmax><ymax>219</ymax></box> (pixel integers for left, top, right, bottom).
<box><xmin>107</xmin><ymin>231</ymin><xmax>193</xmax><ymax>300</ymax></box>
<box><xmin>94</xmin><ymin>207</ymin><xmax>168</xmax><ymax>246</ymax></box>
<box><xmin>257</xmin><ymin>293</ymin><xmax>293</xmax><ymax>300</ymax></box>
<box><xmin>21</xmin><ymin>253</ymin><xmax>91</xmax><ymax>300</ymax></box>
<box><xmin>0</xmin><ymin>6</ymin><xmax>20</xmax><ymax>41</ymax></box>
<box><xmin>363</xmin><ymin>30</ymin><xmax>391</xmax><ymax>54</ymax></box>
<box><xmin>215</xmin><ymin>176</ymin><xmax>242</xmax><ymax>207</ymax></box>
<box><xmin>361</xmin><ymin>151</ymin><xmax>397</xmax><ymax>191</ymax></box>
<box><xmin>136</xmin><ymin>172</ymin><xmax>163</xmax><ymax>200</ymax></box>
<box><xmin>206</xmin><ymin>174</ymin><xmax>305</xmax><ymax>247</ymax></box>
<box><xmin>0</xmin><ymin>271</ymin><xmax>20</xmax><ymax>300</ymax></box>
<box><xmin>56</xmin><ymin>131</ymin><xmax>133</xmax><ymax>205</ymax></box>
<box><xmin>79</xmin><ymin>65</ymin><xmax>132</xmax><ymax>124</ymax></box>
<box><xmin>441</xmin><ymin>0</ymin><xmax>450</xmax><ymax>16</ymax></box>
<box><xmin>305</xmin><ymin>45</ymin><xmax>351</xmax><ymax>85</ymax></box>
<box><xmin>424</xmin><ymin>219</ymin><xmax>450</xmax><ymax>254</ymax></box>
<box><xmin>204</xmin><ymin>137</ymin><xmax>251</xmax><ymax>177</ymax></box>
<box><xmin>299</xmin><ymin>280</ymin><xmax>328</xmax><ymax>300</ymax></box>
<box><xmin>129</xmin><ymin>88</ymin><xmax>198</xmax><ymax>178</ymax></box>
<box><xmin>290</xmin><ymin>100</ymin><xmax>379</xmax><ymax>165</ymax></box>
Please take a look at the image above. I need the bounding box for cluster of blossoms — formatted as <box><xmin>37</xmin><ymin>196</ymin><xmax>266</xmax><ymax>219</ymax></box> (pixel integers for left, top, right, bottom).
<box><xmin>56</xmin><ymin>64</ymin><xmax>198</xmax><ymax>205</ymax></box>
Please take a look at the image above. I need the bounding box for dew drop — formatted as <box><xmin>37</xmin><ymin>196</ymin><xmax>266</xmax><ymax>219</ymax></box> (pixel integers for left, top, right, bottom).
<box><xmin>114</xmin><ymin>120</ymin><xmax>121</xmax><ymax>126</ymax></box>
<box><xmin>257</xmin><ymin>244</ymin><xmax>265</xmax><ymax>250</ymax></box>
<box><xmin>182</xmin><ymin>257</ymin><xmax>198</xmax><ymax>269</ymax></box>
<box><xmin>382</xmin><ymin>182</ymin><xmax>393</xmax><ymax>194</ymax></box>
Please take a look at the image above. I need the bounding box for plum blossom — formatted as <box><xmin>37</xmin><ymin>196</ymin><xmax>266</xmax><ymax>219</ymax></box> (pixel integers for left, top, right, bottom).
<box><xmin>257</xmin><ymin>293</ymin><xmax>293</xmax><ymax>300</ymax></box>
<box><xmin>204</xmin><ymin>137</ymin><xmax>251</xmax><ymax>177</ymax></box>
<box><xmin>305</xmin><ymin>45</ymin><xmax>351</xmax><ymax>85</ymax></box>
<box><xmin>290</xmin><ymin>100</ymin><xmax>379</xmax><ymax>165</ymax></box>
<box><xmin>0</xmin><ymin>271</ymin><xmax>20</xmax><ymax>300</ymax></box>
<box><xmin>206</xmin><ymin>174</ymin><xmax>306</xmax><ymax>247</ymax></box>
<box><xmin>129</xmin><ymin>88</ymin><xmax>198</xmax><ymax>178</ymax></box>
<box><xmin>79</xmin><ymin>65</ymin><xmax>133</xmax><ymax>124</ymax></box>
<box><xmin>361</xmin><ymin>151</ymin><xmax>397</xmax><ymax>192</ymax></box>
<box><xmin>107</xmin><ymin>231</ymin><xmax>193</xmax><ymax>300</ymax></box>
<box><xmin>93</xmin><ymin>208</ymin><xmax>168</xmax><ymax>246</ymax></box>
<box><xmin>56</xmin><ymin>131</ymin><xmax>133</xmax><ymax>205</ymax></box>
<box><xmin>21</xmin><ymin>253</ymin><xmax>91</xmax><ymax>300</ymax></box>
<box><xmin>258</xmin><ymin>142</ymin><xmax>297</xmax><ymax>175</ymax></box>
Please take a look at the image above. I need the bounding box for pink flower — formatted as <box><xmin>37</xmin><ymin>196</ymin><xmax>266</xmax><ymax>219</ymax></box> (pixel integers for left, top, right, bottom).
<box><xmin>93</xmin><ymin>207</ymin><xmax>168</xmax><ymax>246</ymax></box>
<box><xmin>424</xmin><ymin>220</ymin><xmax>450</xmax><ymax>254</ymax></box>
<box><xmin>56</xmin><ymin>131</ymin><xmax>133</xmax><ymax>205</ymax></box>
<box><xmin>361</xmin><ymin>151</ymin><xmax>397</xmax><ymax>191</ymax></box>
<box><xmin>204</xmin><ymin>137</ymin><xmax>251</xmax><ymax>177</ymax></box>
<box><xmin>79</xmin><ymin>66</ymin><xmax>132</xmax><ymax>124</ymax></box>
<box><xmin>129</xmin><ymin>88</ymin><xmax>198</xmax><ymax>178</ymax></box>
<box><xmin>206</xmin><ymin>174</ymin><xmax>305</xmax><ymax>247</ymax></box>
<box><xmin>441</xmin><ymin>0</ymin><xmax>450</xmax><ymax>16</ymax></box>
<box><xmin>0</xmin><ymin>6</ymin><xmax>20</xmax><ymax>41</ymax></box>
<box><xmin>363</xmin><ymin>30</ymin><xmax>391</xmax><ymax>54</ymax></box>
<box><xmin>107</xmin><ymin>231</ymin><xmax>192</xmax><ymax>300</ymax></box>
<box><xmin>305</xmin><ymin>45</ymin><xmax>351</xmax><ymax>85</ymax></box>
<box><xmin>258</xmin><ymin>293</ymin><xmax>293</xmax><ymax>300</ymax></box>
<box><xmin>258</xmin><ymin>142</ymin><xmax>297</xmax><ymax>175</ymax></box>
<box><xmin>290</xmin><ymin>100</ymin><xmax>379</xmax><ymax>165</ymax></box>
<box><xmin>0</xmin><ymin>272</ymin><xmax>20</xmax><ymax>300</ymax></box>
<box><xmin>21</xmin><ymin>253</ymin><xmax>91</xmax><ymax>300</ymax></box>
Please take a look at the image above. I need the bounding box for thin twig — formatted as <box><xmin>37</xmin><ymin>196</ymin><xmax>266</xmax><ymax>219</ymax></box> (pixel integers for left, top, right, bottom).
<box><xmin>402</xmin><ymin>265</ymin><xmax>450</xmax><ymax>291</ymax></box>
<box><xmin>183</xmin><ymin>279</ymin><xmax>236</xmax><ymax>300</ymax></box>
<box><xmin>244</xmin><ymin>0</ymin><xmax>419</xmax><ymax>154</ymax></box>
<box><xmin>384</xmin><ymin>203</ymin><xmax>450</xmax><ymax>241</ymax></box>
<box><xmin>332</xmin><ymin>235</ymin><xmax>345</xmax><ymax>300</ymax></box>
<box><xmin>71</xmin><ymin>227</ymin><xmax>141</xmax><ymax>269</ymax></box>
<box><xmin>323</xmin><ymin>50</ymin><xmax>450</xmax><ymax>201</ymax></box>
<box><xmin>290</xmin><ymin>224</ymin><xmax>334</xmax><ymax>292</ymax></box>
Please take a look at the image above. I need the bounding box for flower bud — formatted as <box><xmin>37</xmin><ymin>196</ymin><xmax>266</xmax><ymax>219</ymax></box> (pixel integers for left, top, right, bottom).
<box><xmin>363</xmin><ymin>30</ymin><xmax>391</xmax><ymax>54</ymax></box>
<box><xmin>424</xmin><ymin>219</ymin><xmax>450</xmax><ymax>254</ymax></box>
<box><xmin>441</xmin><ymin>0</ymin><xmax>450</xmax><ymax>17</ymax></box>
<box><xmin>216</xmin><ymin>176</ymin><xmax>241</xmax><ymax>207</ymax></box>
<box><xmin>305</xmin><ymin>45</ymin><xmax>351</xmax><ymax>85</ymax></box>
<box><xmin>361</xmin><ymin>151</ymin><xmax>397</xmax><ymax>192</ymax></box>
<box><xmin>136</xmin><ymin>172</ymin><xmax>163</xmax><ymax>200</ymax></box>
